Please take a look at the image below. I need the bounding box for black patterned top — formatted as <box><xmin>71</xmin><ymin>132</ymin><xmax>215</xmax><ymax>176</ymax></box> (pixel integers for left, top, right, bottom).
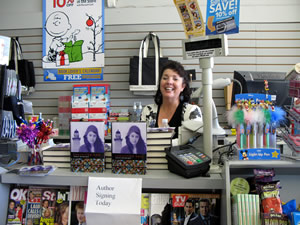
<box><xmin>141</xmin><ymin>102</ymin><xmax>202</xmax><ymax>138</ymax></box>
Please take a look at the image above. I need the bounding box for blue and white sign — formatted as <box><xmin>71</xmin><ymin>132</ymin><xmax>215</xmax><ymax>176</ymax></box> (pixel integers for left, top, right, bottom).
<box><xmin>42</xmin><ymin>0</ymin><xmax>104</xmax><ymax>81</ymax></box>
<box><xmin>206</xmin><ymin>0</ymin><xmax>240</xmax><ymax>35</ymax></box>
<box><xmin>239</xmin><ymin>148</ymin><xmax>280</xmax><ymax>160</ymax></box>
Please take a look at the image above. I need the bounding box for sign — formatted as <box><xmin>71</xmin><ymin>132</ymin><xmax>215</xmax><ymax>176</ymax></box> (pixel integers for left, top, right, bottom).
<box><xmin>42</xmin><ymin>0</ymin><xmax>104</xmax><ymax>81</ymax></box>
<box><xmin>206</xmin><ymin>0</ymin><xmax>240</xmax><ymax>35</ymax></box>
<box><xmin>85</xmin><ymin>177</ymin><xmax>142</xmax><ymax>225</ymax></box>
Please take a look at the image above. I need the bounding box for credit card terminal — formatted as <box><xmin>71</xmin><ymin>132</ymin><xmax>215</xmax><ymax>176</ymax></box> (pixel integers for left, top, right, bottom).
<box><xmin>165</xmin><ymin>145</ymin><xmax>211</xmax><ymax>178</ymax></box>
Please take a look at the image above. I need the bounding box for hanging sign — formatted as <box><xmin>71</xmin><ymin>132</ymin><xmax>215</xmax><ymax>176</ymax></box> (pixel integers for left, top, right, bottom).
<box><xmin>85</xmin><ymin>177</ymin><xmax>142</xmax><ymax>225</ymax></box>
<box><xmin>42</xmin><ymin>0</ymin><xmax>104</xmax><ymax>81</ymax></box>
<box><xmin>206</xmin><ymin>0</ymin><xmax>240</xmax><ymax>36</ymax></box>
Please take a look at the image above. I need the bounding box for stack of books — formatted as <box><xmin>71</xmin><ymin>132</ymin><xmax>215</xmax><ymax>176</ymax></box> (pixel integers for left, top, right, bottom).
<box><xmin>105</xmin><ymin>128</ymin><xmax>174</xmax><ymax>170</ymax></box>
<box><xmin>232</xmin><ymin>194</ymin><xmax>260</xmax><ymax>225</ymax></box>
<box><xmin>42</xmin><ymin>143</ymin><xmax>71</xmax><ymax>168</ymax></box>
<box><xmin>146</xmin><ymin>128</ymin><xmax>174</xmax><ymax>170</ymax></box>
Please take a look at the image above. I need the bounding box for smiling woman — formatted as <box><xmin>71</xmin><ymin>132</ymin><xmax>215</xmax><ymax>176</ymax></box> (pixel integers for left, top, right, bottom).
<box><xmin>141</xmin><ymin>60</ymin><xmax>203</xmax><ymax>139</ymax></box>
<box><xmin>79</xmin><ymin>125</ymin><xmax>104</xmax><ymax>153</ymax></box>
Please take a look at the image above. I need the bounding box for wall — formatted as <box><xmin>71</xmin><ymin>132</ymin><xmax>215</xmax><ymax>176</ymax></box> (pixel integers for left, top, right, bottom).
<box><xmin>0</xmin><ymin>0</ymin><xmax>299</xmax><ymax>124</ymax></box>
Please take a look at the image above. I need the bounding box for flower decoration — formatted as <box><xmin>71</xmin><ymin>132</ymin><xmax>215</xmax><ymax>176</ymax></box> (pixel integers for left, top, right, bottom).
<box><xmin>16</xmin><ymin>117</ymin><xmax>53</xmax><ymax>165</ymax></box>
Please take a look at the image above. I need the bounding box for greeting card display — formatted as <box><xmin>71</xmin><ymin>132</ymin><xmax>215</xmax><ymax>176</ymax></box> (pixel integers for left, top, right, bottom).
<box><xmin>70</xmin><ymin>121</ymin><xmax>105</xmax><ymax>172</ymax></box>
<box><xmin>111</xmin><ymin>122</ymin><xmax>147</xmax><ymax>174</ymax></box>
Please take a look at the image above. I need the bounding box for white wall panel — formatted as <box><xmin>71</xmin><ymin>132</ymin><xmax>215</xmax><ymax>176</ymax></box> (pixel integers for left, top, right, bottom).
<box><xmin>0</xmin><ymin>0</ymin><xmax>299</xmax><ymax>124</ymax></box>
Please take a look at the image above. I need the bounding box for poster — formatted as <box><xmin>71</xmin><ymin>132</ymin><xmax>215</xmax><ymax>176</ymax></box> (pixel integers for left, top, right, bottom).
<box><xmin>206</xmin><ymin>0</ymin><xmax>240</xmax><ymax>36</ymax></box>
<box><xmin>42</xmin><ymin>0</ymin><xmax>104</xmax><ymax>81</ymax></box>
<box><xmin>173</xmin><ymin>0</ymin><xmax>205</xmax><ymax>39</ymax></box>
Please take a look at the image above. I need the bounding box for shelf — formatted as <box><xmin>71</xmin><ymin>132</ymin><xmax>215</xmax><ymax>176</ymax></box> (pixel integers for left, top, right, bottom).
<box><xmin>1</xmin><ymin>168</ymin><xmax>224</xmax><ymax>191</ymax></box>
<box><xmin>227</xmin><ymin>159</ymin><xmax>300</xmax><ymax>175</ymax></box>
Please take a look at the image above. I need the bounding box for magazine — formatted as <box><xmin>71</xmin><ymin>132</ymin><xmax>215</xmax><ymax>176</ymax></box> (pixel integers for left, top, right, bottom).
<box><xmin>170</xmin><ymin>193</ymin><xmax>221</xmax><ymax>225</ymax></box>
<box><xmin>7</xmin><ymin>186</ymin><xmax>28</xmax><ymax>225</ymax></box>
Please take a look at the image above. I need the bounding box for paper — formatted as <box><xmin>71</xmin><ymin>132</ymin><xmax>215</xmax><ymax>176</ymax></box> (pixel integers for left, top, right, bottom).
<box><xmin>85</xmin><ymin>177</ymin><xmax>142</xmax><ymax>225</ymax></box>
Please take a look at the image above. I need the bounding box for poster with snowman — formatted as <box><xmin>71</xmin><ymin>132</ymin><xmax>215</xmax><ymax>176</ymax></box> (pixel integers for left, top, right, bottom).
<box><xmin>42</xmin><ymin>0</ymin><xmax>104</xmax><ymax>82</ymax></box>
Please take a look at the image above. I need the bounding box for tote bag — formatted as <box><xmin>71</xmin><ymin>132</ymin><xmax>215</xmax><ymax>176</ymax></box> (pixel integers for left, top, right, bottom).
<box><xmin>129</xmin><ymin>32</ymin><xmax>168</xmax><ymax>95</ymax></box>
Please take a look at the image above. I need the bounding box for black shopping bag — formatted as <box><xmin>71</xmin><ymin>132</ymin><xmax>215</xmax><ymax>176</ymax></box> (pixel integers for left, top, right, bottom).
<box><xmin>129</xmin><ymin>32</ymin><xmax>168</xmax><ymax>94</ymax></box>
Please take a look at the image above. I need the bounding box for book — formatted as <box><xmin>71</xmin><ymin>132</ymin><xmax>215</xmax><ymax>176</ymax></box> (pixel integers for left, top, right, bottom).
<box><xmin>43</xmin><ymin>162</ymin><xmax>70</xmax><ymax>168</ymax></box>
<box><xmin>147</xmin><ymin>130</ymin><xmax>175</xmax><ymax>139</ymax></box>
<box><xmin>147</xmin><ymin>146</ymin><xmax>169</xmax><ymax>151</ymax></box>
<box><xmin>147</xmin><ymin>139</ymin><xmax>172</xmax><ymax>145</ymax></box>
<box><xmin>26</xmin><ymin>186</ymin><xmax>43</xmax><ymax>225</ymax></box>
<box><xmin>7</xmin><ymin>186</ymin><xmax>28</xmax><ymax>225</ymax></box>
<box><xmin>70</xmin><ymin>121</ymin><xmax>105</xmax><ymax>173</ymax></box>
<box><xmin>42</xmin><ymin>151</ymin><xmax>70</xmax><ymax>156</ymax></box>
<box><xmin>170</xmin><ymin>193</ymin><xmax>221</xmax><ymax>225</ymax></box>
<box><xmin>40</xmin><ymin>188</ymin><xmax>56</xmax><ymax>225</ymax></box>
<box><xmin>43</xmin><ymin>156</ymin><xmax>70</xmax><ymax>162</ymax></box>
<box><xmin>141</xmin><ymin>193</ymin><xmax>149</xmax><ymax>225</ymax></box>
<box><xmin>55</xmin><ymin>188</ymin><xmax>70</xmax><ymax>225</ymax></box>
<box><xmin>70</xmin><ymin>186</ymin><xmax>87</xmax><ymax>225</ymax></box>
<box><xmin>146</xmin><ymin>151</ymin><xmax>166</xmax><ymax>158</ymax></box>
<box><xmin>111</xmin><ymin>122</ymin><xmax>147</xmax><ymax>174</ymax></box>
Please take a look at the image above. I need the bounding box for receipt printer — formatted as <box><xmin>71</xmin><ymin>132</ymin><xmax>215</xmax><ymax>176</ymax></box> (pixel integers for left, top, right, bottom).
<box><xmin>165</xmin><ymin>144</ymin><xmax>211</xmax><ymax>178</ymax></box>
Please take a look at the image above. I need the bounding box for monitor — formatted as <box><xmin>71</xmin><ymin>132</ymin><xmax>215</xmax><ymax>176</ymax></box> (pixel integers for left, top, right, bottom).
<box><xmin>231</xmin><ymin>70</ymin><xmax>293</xmax><ymax>108</ymax></box>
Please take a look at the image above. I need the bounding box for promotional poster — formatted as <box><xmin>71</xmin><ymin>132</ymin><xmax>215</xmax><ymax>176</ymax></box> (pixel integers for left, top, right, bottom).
<box><xmin>42</xmin><ymin>0</ymin><xmax>104</xmax><ymax>81</ymax></box>
<box><xmin>206</xmin><ymin>0</ymin><xmax>240</xmax><ymax>35</ymax></box>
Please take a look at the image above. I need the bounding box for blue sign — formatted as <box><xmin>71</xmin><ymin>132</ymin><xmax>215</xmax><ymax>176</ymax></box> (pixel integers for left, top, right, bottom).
<box><xmin>206</xmin><ymin>0</ymin><xmax>240</xmax><ymax>35</ymax></box>
<box><xmin>239</xmin><ymin>148</ymin><xmax>280</xmax><ymax>160</ymax></box>
<box><xmin>44</xmin><ymin>68</ymin><xmax>103</xmax><ymax>82</ymax></box>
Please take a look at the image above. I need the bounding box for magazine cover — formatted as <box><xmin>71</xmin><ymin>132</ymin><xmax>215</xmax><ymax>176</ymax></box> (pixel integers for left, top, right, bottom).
<box><xmin>40</xmin><ymin>189</ymin><xmax>56</xmax><ymax>225</ymax></box>
<box><xmin>26</xmin><ymin>187</ymin><xmax>43</xmax><ymax>225</ymax></box>
<box><xmin>170</xmin><ymin>193</ymin><xmax>221</xmax><ymax>225</ymax></box>
<box><xmin>54</xmin><ymin>188</ymin><xmax>70</xmax><ymax>225</ymax></box>
<box><xmin>111</xmin><ymin>122</ymin><xmax>147</xmax><ymax>174</ymax></box>
<box><xmin>141</xmin><ymin>193</ymin><xmax>149</xmax><ymax>225</ymax></box>
<box><xmin>70</xmin><ymin>121</ymin><xmax>105</xmax><ymax>172</ymax></box>
<box><xmin>70</xmin><ymin>186</ymin><xmax>87</xmax><ymax>225</ymax></box>
<box><xmin>7</xmin><ymin>186</ymin><xmax>28</xmax><ymax>225</ymax></box>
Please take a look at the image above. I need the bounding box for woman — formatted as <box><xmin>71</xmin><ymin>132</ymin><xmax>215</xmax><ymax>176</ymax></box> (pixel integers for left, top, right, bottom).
<box><xmin>79</xmin><ymin>125</ymin><xmax>104</xmax><ymax>153</ymax></box>
<box><xmin>141</xmin><ymin>60</ymin><xmax>202</xmax><ymax>138</ymax></box>
<box><xmin>120</xmin><ymin>125</ymin><xmax>146</xmax><ymax>154</ymax></box>
<box><xmin>55</xmin><ymin>202</ymin><xmax>69</xmax><ymax>225</ymax></box>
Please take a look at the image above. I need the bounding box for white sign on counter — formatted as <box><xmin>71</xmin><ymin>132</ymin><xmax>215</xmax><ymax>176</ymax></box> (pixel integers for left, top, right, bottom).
<box><xmin>85</xmin><ymin>177</ymin><xmax>142</xmax><ymax>225</ymax></box>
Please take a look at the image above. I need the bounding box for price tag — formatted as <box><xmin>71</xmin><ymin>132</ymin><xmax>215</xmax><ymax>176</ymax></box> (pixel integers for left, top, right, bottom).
<box><xmin>85</xmin><ymin>177</ymin><xmax>142</xmax><ymax>225</ymax></box>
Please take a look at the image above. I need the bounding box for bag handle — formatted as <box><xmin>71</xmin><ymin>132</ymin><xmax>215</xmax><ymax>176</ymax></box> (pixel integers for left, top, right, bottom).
<box><xmin>138</xmin><ymin>32</ymin><xmax>162</xmax><ymax>86</ymax></box>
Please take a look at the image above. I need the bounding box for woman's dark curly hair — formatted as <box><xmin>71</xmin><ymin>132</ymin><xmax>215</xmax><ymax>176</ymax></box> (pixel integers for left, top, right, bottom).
<box><xmin>154</xmin><ymin>60</ymin><xmax>191</xmax><ymax>105</ymax></box>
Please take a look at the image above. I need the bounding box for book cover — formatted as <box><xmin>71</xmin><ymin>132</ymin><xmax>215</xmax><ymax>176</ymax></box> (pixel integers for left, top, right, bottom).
<box><xmin>141</xmin><ymin>193</ymin><xmax>149</xmax><ymax>225</ymax></box>
<box><xmin>111</xmin><ymin>122</ymin><xmax>147</xmax><ymax>174</ymax></box>
<box><xmin>55</xmin><ymin>188</ymin><xmax>70</xmax><ymax>225</ymax></box>
<box><xmin>40</xmin><ymin>188</ymin><xmax>56</xmax><ymax>225</ymax></box>
<box><xmin>26</xmin><ymin>187</ymin><xmax>42</xmax><ymax>225</ymax></box>
<box><xmin>7</xmin><ymin>186</ymin><xmax>28</xmax><ymax>225</ymax></box>
<box><xmin>69</xmin><ymin>186</ymin><xmax>87</xmax><ymax>225</ymax></box>
<box><xmin>70</xmin><ymin>121</ymin><xmax>105</xmax><ymax>172</ymax></box>
<box><xmin>170</xmin><ymin>193</ymin><xmax>221</xmax><ymax>225</ymax></box>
